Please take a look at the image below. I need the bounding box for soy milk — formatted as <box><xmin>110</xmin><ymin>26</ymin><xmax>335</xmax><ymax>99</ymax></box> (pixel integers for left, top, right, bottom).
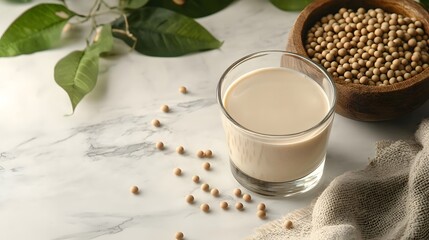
<box><xmin>222</xmin><ymin>67</ymin><xmax>332</xmax><ymax>182</ymax></box>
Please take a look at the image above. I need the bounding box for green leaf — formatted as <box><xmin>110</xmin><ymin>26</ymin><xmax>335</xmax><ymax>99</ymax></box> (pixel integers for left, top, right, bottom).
<box><xmin>269</xmin><ymin>0</ymin><xmax>312</xmax><ymax>11</ymax></box>
<box><xmin>54</xmin><ymin>50</ymin><xmax>99</xmax><ymax>112</ymax></box>
<box><xmin>0</xmin><ymin>3</ymin><xmax>75</xmax><ymax>57</ymax></box>
<box><xmin>421</xmin><ymin>0</ymin><xmax>429</xmax><ymax>9</ymax></box>
<box><xmin>147</xmin><ymin>0</ymin><xmax>233</xmax><ymax>18</ymax></box>
<box><xmin>89</xmin><ymin>25</ymin><xmax>114</xmax><ymax>55</ymax></box>
<box><xmin>54</xmin><ymin>24</ymin><xmax>112</xmax><ymax>112</ymax></box>
<box><xmin>54</xmin><ymin>25</ymin><xmax>112</xmax><ymax>112</ymax></box>
<box><xmin>119</xmin><ymin>0</ymin><xmax>149</xmax><ymax>9</ymax></box>
<box><xmin>111</xmin><ymin>7</ymin><xmax>222</xmax><ymax>57</ymax></box>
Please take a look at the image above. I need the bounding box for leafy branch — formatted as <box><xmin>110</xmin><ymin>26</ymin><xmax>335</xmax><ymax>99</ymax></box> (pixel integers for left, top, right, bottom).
<box><xmin>0</xmin><ymin>0</ymin><xmax>316</xmax><ymax>113</ymax></box>
<box><xmin>0</xmin><ymin>0</ymin><xmax>229</xmax><ymax>113</ymax></box>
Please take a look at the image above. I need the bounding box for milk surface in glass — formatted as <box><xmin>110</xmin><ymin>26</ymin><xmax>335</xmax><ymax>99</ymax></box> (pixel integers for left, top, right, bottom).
<box><xmin>223</xmin><ymin>67</ymin><xmax>332</xmax><ymax>182</ymax></box>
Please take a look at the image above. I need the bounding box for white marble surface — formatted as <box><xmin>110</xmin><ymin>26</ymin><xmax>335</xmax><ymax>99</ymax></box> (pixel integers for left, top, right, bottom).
<box><xmin>0</xmin><ymin>1</ymin><xmax>428</xmax><ymax>239</ymax></box>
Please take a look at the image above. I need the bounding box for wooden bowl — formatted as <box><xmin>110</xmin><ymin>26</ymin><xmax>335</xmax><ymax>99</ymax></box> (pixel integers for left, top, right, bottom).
<box><xmin>286</xmin><ymin>0</ymin><xmax>429</xmax><ymax>121</ymax></box>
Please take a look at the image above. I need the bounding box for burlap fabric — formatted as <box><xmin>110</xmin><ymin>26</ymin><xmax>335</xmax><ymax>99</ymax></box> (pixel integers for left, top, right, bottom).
<box><xmin>248</xmin><ymin>119</ymin><xmax>429</xmax><ymax>240</ymax></box>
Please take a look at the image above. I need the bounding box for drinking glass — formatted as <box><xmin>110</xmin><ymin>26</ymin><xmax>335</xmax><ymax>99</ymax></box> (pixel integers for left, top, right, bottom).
<box><xmin>217</xmin><ymin>50</ymin><xmax>336</xmax><ymax>196</ymax></box>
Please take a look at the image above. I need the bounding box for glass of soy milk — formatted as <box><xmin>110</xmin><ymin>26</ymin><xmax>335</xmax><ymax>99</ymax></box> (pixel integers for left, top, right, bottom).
<box><xmin>217</xmin><ymin>50</ymin><xmax>336</xmax><ymax>196</ymax></box>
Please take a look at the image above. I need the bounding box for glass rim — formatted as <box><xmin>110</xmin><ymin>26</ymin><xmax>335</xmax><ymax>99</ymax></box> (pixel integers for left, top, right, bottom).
<box><xmin>216</xmin><ymin>50</ymin><xmax>337</xmax><ymax>138</ymax></box>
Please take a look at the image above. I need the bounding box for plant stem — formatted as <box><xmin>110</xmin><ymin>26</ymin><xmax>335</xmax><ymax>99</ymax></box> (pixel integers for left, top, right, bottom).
<box><xmin>112</xmin><ymin>14</ymin><xmax>137</xmax><ymax>50</ymax></box>
<box><xmin>61</xmin><ymin>0</ymin><xmax>128</xmax><ymax>47</ymax></box>
<box><xmin>100</xmin><ymin>0</ymin><xmax>118</xmax><ymax>10</ymax></box>
<box><xmin>71</xmin><ymin>0</ymin><xmax>101</xmax><ymax>24</ymax></box>
<box><xmin>90</xmin><ymin>0</ymin><xmax>102</xmax><ymax>16</ymax></box>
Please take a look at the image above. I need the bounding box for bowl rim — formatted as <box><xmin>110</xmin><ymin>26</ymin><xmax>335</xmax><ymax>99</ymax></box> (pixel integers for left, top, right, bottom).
<box><xmin>291</xmin><ymin>0</ymin><xmax>429</xmax><ymax>93</ymax></box>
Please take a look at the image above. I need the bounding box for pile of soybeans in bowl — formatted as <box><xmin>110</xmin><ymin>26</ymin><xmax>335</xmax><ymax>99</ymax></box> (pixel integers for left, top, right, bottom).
<box><xmin>305</xmin><ymin>7</ymin><xmax>429</xmax><ymax>86</ymax></box>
